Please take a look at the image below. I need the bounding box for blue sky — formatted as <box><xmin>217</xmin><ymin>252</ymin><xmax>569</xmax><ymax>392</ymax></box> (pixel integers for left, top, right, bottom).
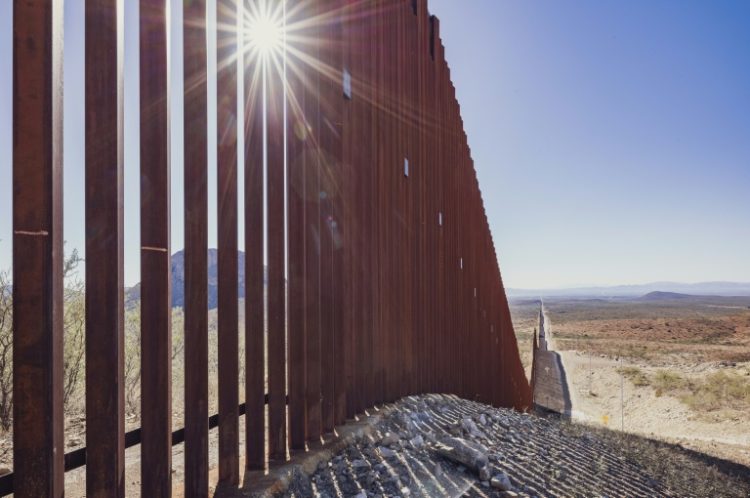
<box><xmin>1</xmin><ymin>0</ymin><xmax>749</xmax><ymax>289</ymax></box>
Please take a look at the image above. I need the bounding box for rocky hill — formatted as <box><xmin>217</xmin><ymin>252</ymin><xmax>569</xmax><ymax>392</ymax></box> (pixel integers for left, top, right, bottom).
<box><xmin>126</xmin><ymin>249</ymin><xmax>265</xmax><ymax>310</ymax></box>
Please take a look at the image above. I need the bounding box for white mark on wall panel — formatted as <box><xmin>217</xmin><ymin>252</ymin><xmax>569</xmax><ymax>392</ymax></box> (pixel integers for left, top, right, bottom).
<box><xmin>343</xmin><ymin>68</ymin><xmax>352</xmax><ymax>99</ymax></box>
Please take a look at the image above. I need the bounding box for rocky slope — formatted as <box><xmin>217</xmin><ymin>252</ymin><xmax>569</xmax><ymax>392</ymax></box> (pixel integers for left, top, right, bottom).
<box><xmin>285</xmin><ymin>394</ymin><xmax>750</xmax><ymax>498</ymax></box>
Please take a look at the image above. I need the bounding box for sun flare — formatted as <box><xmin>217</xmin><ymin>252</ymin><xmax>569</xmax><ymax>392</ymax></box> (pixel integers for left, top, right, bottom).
<box><xmin>245</xmin><ymin>9</ymin><xmax>284</xmax><ymax>58</ymax></box>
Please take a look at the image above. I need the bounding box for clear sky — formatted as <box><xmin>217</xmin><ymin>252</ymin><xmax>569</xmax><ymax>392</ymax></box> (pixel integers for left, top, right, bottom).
<box><xmin>1</xmin><ymin>0</ymin><xmax>749</xmax><ymax>289</ymax></box>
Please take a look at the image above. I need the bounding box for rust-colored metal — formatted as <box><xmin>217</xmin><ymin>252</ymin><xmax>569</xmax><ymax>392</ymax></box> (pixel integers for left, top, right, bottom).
<box><xmin>287</xmin><ymin>0</ymin><xmax>308</xmax><ymax>452</ymax></box>
<box><xmin>139</xmin><ymin>0</ymin><xmax>172</xmax><ymax>495</ymax></box>
<box><xmin>11</xmin><ymin>1</ymin><xmax>65</xmax><ymax>496</ymax></box>
<box><xmin>330</xmin><ymin>0</ymin><xmax>349</xmax><ymax>416</ymax></box>
<box><xmin>318</xmin><ymin>0</ymin><xmax>343</xmax><ymax>435</ymax></box>
<box><xmin>85</xmin><ymin>0</ymin><xmax>125</xmax><ymax>496</ymax></box>
<box><xmin>267</xmin><ymin>20</ymin><xmax>288</xmax><ymax>461</ymax></box>
<box><xmin>216</xmin><ymin>0</ymin><xmax>240</xmax><ymax>486</ymax></box>
<box><xmin>244</xmin><ymin>0</ymin><xmax>266</xmax><ymax>472</ymax></box>
<box><xmin>184</xmin><ymin>0</ymin><xmax>209</xmax><ymax>494</ymax></box>
<box><xmin>6</xmin><ymin>1</ymin><xmax>537</xmax><ymax>494</ymax></box>
<box><xmin>341</xmin><ymin>0</ymin><xmax>357</xmax><ymax>418</ymax></box>
<box><xmin>304</xmin><ymin>0</ymin><xmax>323</xmax><ymax>442</ymax></box>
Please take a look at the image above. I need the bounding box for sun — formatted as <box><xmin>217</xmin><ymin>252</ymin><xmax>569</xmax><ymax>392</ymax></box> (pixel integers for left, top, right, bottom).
<box><xmin>245</xmin><ymin>8</ymin><xmax>284</xmax><ymax>59</ymax></box>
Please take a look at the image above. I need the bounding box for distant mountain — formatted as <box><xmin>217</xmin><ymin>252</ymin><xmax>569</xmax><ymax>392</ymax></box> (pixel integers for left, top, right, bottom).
<box><xmin>507</xmin><ymin>281</ymin><xmax>750</xmax><ymax>298</ymax></box>
<box><xmin>641</xmin><ymin>291</ymin><xmax>694</xmax><ymax>301</ymax></box>
<box><xmin>126</xmin><ymin>249</ymin><xmax>265</xmax><ymax>310</ymax></box>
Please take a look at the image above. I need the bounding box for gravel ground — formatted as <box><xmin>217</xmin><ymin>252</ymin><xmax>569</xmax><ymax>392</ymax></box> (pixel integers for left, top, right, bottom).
<box><xmin>284</xmin><ymin>394</ymin><xmax>750</xmax><ymax>498</ymax></box>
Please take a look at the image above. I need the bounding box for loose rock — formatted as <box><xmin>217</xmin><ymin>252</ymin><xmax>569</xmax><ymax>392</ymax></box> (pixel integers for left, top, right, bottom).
<box><xmin>478</xmin><ymin>465</ymin><xmax>491</xmax><ymax>481</ymax></box>
<box><xmin>433</xmin><ymin>436</ymin><xmax>489</xmax><ymax>473</ymax></box>
<box><xmin>381</xmin><ymin>432</ymin><xmax>400</xmax><ymax>446</ymax></box>
<box><xmin>461</xmin><ymin>417</ymin><xmax>482</xmax><ymax>438</ymax></box>
<box><xmin>409</xmin><ymin>435</ymin><xmax>425</xmax><ymax>450</ymax></box>
<box><xmin>491</xmin><ymin>472</ymin><xmax>513</xmax><ymax>491</ymax></box>
<box><xmin>378</xmin><ymin>446</ymin><xmax>397</xmax><ymax>459</ymax></box>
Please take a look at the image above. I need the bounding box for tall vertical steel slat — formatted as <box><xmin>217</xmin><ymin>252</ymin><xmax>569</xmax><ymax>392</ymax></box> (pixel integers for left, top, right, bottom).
<box><xmin>344</xmin><ymin>3</ymin><xmax>357</xmax><ymax>412</ymax></box>
<box><xmin>319</xmin><ymin>0</ymin><xmax>343</xmax><ymax>433</ymax></box>
<box><xmin>400</xmin><ymin>0</ymin><xmax>410</xmax><ymax>396</ymax></box>
<box><xmin>139</xmin><ymin>0</ymin><xmax>171</xmax><ymax>495</ymax></box>
<box><xmin>331</xmin><ymin>0</ymin><xmax>347</xmax><ymax>427</ymax></box>
<box><xmin>414</xmin><ymin>0</ymin><xmax>427</xmax><ymax>397</ymax></box>
<box><xmin>184</xmin><ymin>0</ymin><xmax>209</xmax><ymax>494</ymax></box>
<box><xmin>381</xmin><ymin>0</ymin><xmax>392</xmax><ymax>404</ymax></box>
<box><xmin>85</xmin><ymin>0</ymin><xmax>125</xmax><ymax>495</ymax></box>
<box><xmin>452</xmin><ymin>133</ymin><xmax>466</xmax><ymax>393</ymax></box>
<box><xmin>286</xmin><ymin>0</ymin><xmax>308</xmax><ymax>452</ymax></box>
<box><xmin>422</xmin><ymin>16</ymin><xmax>438</xmax><ymax>392</ymax></box>
<box><xmin>12</xmin><ymin>1</ymin><xmax>64</xmax><ymax>496</ymax></box>
<box><xmin>361</xmin><ymin>1</ymin><xmax>376</xmax><ymax>411</ymax></box>
<box><xmin>350</xmin><ymin>0</ymin><xmax>363</xmax><ymax>412</ymax></box>
<box><xmin>414</xmin><ymin>0</ymin><xmax>423</xmax><ymax>397</ymax></box>
<box><xmin>436</xmin><ymin>39</ymin><xmax>446</xmax><ymax>396</ymax></box>
<box><xmin>216</xmin><ymin>0</ymin><xmax>239</xmax><ymax>485</ymax></box>
<box><xmin>333</xmin><ymin>0</ymin><xmax>351</xmax><ymax>419</ymax></box>
<box><xmin>317</xmin><ymin>4</ymin><xmax>334</xmax><ymax>431</ymax></box>
<box><xmin>374</xmin><ymin>0</ymin><xmax>384</xmax><ymax>406</ymax></box>
<box><xmin>395</xmin><ymin>1</ymin><xmax>407</xmax><ymax>400</ymax></box>
<box><xmin>363</xmin><ymin>0</ymin><xmax>374</xmax><ymax>410</ymax></box>
<box><xmin>432</xmin><ymin>11</ymin><xmax>441</xmax><ymax>395</ymax></box>
<box><xmin>356</xmin><ymin>3</ymin><xmax>369</xmax><ymax>414</ymax></box>
<box><xmin>450</xmin><ymin>67</ymin><xmax>457</xmax><ymax>396</ymax></box>
<box><xmin>378</xmin><ymin>1</ymin><xmax>391</xmax><ymax>404</ymax></box>
<box><xmin>340</xmin><ymin>0</ymin><xmax>355</xmax><ymax>419</ymax></box>
<box><xmin>388</xmin><ymin>1</ymin><xmax>400</xmax><ymax>403</ymax></box>
<box><xmin>471</xmin><ymin>174</ymin><xmax>480</xmax><ymax>401</ymax></box>
<box><xmin>324</xmin><ymin>0</ymin><xmax>347</xmax><ymax>424</ymax></box>
<box><xmin>243</xmin><ymin>0</ymin><xmax>265</xmax><ymax>471</ymax></box>
<box><xmin>304</xmin><ymin>0</ymin><xmax>323</xmax><ymax>442</ymax></box>
<box><xmin>267</xmin><ymin>22</ymin><xmax>288</xmax><ymax>461</ymax></box>
<box><xmin>406</xmin><ymin>2</ymin><xmax>418</xmax><ymax>397</ymax></box>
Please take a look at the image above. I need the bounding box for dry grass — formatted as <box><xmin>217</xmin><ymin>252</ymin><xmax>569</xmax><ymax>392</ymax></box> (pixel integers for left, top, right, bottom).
<box><xmin>652</xmin><ymin>370</ymin><xmax>687</xmax><ymax>394</ymax></box>
<box><xmin>618</xmin><ymin>366</ymin><xmax>651</xmax><ymax>387</ymax></box>
<box><xmin>561</xmin><ymin>420</ymin><xmax>750</xmax><ymax>497</ymax></box>
<box><xmin>656</xmin><ymin>370</ymin><xmax>750</xmax><ymax>411</ymax></box>
<box><xmin>619</xmin><ymin>366</ymin><xmax>750</xmax><ymax>413</ymax></box>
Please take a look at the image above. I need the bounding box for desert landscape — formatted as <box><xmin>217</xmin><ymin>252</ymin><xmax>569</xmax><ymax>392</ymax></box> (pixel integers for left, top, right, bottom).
<box><xmin>511</xmin><ymin>293</ymin><xmax>750</xmax><ymax>467</ymax></box>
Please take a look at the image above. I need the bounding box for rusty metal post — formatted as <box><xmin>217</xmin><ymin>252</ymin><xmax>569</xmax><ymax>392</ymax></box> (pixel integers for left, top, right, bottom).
<box><xmin>85</xmin><ymin>0</ymin><xmax>125</xmax><ymax>495</ymax></box>
<box><xmin>318</xmin><ymin>0</ymin><xmax>344</xmax><ymax>434</ymax></box>
<box><xmin>139</xmin><ymin>0</ymin><xmax>172</xmax><ymax>495</ymax></box>
<box><xmin>341</xmin><ymin>0</ymin><xmax>356</xmax><ymax>418</ymax></box>
<box><xmin>216</xmin><ymin>0</ymin><xmax>240</xmax><ymax>485</ymax></box>
<box><xmin>267</xmin><ymin>14</ymin><xmax>288</xmax><ymax>460</ymax></box>
<box><xmin>332</xmin><ymin>1</ymin><xmax>346</xmax><ymax>428</ymax></box>
<box><xmin>244</xmin><ymin>0</ymin><xmax>266</xmax><ymax>473</ymax></box>
<box><xmin>303</xmin><ymin>0</ymin><xmax>323</xmax><ymax>443</ymax></box>
<box><xmin>286</xmin><ymin>0</ymin><xmax>308</xmax><ymax>452</ymax></box>
<box><xmin>12</xmin><ymin>1</ymin><xmax>65</xmax><ymax>496</ymax></box>
<box><xmin>184</xmin><ymin>0</ymin><xmax>209</xmax><ymax>494</ymax></box>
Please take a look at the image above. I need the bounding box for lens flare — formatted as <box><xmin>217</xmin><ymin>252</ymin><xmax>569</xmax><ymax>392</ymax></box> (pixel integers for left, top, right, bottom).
<box><xmin>246</xmin><ymin>10</ymin><xmax>284</xmax><ymax>58</ymax></box>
